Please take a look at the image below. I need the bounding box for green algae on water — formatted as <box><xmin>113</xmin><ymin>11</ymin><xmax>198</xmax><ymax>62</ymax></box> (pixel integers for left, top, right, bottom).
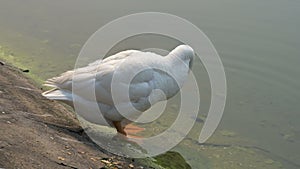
<box><xmin>0</xmin><ymin>45</ymin><xmax>44</xmax><ymax>85</ymax></box>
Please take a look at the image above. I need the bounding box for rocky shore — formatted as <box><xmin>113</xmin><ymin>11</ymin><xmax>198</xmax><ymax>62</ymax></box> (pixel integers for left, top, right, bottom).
<box><xmin>0</xmin><ymin>61</ymin><xmax>140</xmax><ymax>168</ymax></box>
<box><xmin>0</xmin><ymin>62</ymin><xmax>191</xmax><ymax>169</ymax></box>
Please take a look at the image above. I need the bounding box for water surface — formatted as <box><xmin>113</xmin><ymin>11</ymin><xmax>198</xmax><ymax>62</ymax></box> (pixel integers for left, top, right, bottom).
<box><xmin>1</xmin><ymin>0</ymin><xmax>299</xmax><ymax>168</ymax></box>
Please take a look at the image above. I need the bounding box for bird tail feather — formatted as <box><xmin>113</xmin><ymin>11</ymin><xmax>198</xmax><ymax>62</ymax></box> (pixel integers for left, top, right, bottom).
<box><xmin>42</xmin><ymin>88</ymin><xmax>72</xmax><ymax>101</ymax></box>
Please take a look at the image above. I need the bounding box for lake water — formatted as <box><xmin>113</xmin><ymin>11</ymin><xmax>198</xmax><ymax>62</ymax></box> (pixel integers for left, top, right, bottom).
<box><xmin>1</xmin><ymin>0</ymin><xmax>299</xmax><ymax>168</ymax></box>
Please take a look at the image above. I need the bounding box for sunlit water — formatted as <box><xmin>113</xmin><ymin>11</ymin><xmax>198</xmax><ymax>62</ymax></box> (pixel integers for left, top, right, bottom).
<box><xmin>1</xmin><ymin>0</ymin><xmax>299</xmax><ymax>168</ymax></box>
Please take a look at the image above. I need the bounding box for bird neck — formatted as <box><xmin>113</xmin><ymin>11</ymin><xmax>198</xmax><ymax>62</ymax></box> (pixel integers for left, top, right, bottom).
<box><xmin>163</xmin><ymin>54</ymin><xmax>190</xmax><ymax>92</ymax></box>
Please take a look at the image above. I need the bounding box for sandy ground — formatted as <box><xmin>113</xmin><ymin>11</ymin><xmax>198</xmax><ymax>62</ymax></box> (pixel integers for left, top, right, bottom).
<box><xmin>0</xmin><ymin>63</ymin><xmax>145</xmax><ymax>169</ymax></box>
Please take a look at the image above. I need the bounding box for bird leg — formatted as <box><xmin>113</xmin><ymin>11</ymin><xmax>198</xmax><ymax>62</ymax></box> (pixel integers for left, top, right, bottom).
<box><xmin>124</xmin><ymin>124</ymin><xmax>145</xmax><ymax>135</ymax></box>
<box><xmin>113</xmin><ymin>121</ymin><xmax>144</xmax><ymax>138</ymax></box>
<box><xmin>112</xmin><ymin>121</ymin><xmax>127</xmax><ymax>136</ymax></box>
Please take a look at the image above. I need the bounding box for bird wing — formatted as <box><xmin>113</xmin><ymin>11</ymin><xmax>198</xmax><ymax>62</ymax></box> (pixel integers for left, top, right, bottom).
<box><xmin>43</xmin><ymin>50</ymin><xmax>141</xmax><ymax>105</ymax></box>
<box><xmin>44</xmin><ymin>49</ymin><xmax>169</xmax><ymax>110</ymax></box>
<box><xmin>44</xmin><ymin>50</ymin><xmax>140</xmax><ymax>90</ymax></box>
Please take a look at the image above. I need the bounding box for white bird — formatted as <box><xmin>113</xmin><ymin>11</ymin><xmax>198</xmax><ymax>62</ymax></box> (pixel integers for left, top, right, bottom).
<box><xmin>42</xmin><ymin>45</ymin><xmax>194</xmax><ymax>137</ymax></box>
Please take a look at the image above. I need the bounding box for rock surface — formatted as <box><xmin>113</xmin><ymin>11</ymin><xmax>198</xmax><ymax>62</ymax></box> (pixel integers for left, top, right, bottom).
<box><xmin>0</xmin><ymin>63</ymin><xmax>137</xmax><ymax>169</ymax></box>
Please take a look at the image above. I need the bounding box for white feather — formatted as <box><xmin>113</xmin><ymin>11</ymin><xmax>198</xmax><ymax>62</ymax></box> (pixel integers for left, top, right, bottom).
<box><xmin>43</xmin><ymin>45</ymin><xmax>194</xmax><ymax>126</ymax></box>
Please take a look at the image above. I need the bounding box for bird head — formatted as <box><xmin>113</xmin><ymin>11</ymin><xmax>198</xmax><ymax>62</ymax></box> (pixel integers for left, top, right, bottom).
<box><xmin>169</xmin><ymin>45</ymin><xmax>194</xmax><ymax>70</ymax></box>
